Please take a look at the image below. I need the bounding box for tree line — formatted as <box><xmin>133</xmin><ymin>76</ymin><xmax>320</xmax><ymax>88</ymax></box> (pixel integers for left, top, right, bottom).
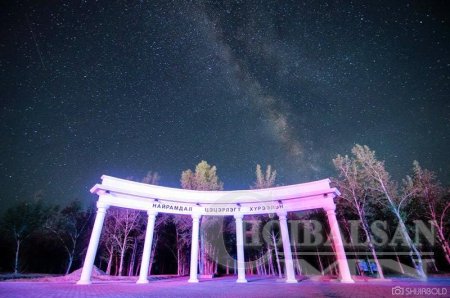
<box><xmin>0</xmin><ymin>145</ymin><xmax>448</xmax><ymax>278</ymax></box>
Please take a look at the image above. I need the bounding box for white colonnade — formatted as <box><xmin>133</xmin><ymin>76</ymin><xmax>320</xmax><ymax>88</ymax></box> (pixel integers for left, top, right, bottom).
<box><xmin>77</xmin><ymin>175</ymin><xmax>354</xmax><ymax>285</ymax></box>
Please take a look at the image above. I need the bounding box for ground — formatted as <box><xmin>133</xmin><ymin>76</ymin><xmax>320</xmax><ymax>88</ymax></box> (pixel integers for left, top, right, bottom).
<box><xmin>1</xmin><ymin>276</ymin><xmax>449</xmax><ymax>298</ymax></box>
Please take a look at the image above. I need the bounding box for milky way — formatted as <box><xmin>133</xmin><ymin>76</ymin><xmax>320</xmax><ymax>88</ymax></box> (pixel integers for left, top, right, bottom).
<box><xmin>1</xmin><ymin>1</ymin><xmax>449</xmax><ymax>207</ymax></box>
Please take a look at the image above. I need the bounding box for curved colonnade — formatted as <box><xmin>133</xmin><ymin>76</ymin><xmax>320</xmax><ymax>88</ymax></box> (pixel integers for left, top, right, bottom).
<box><xmin>77</xmin><ymin>175</ymin><xmax>354</xmax><ymax>284</ymax></box>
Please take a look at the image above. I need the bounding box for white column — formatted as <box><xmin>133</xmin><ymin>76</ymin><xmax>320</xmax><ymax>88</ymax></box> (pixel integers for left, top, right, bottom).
<box><xmin>188</xmin><ymin>213</ymin><xmax>201</xmax><ymax>283</ymax></box>
<box><xmin>234</xmin><ymin>214</ymin><xmax>247</xmax><ymax>283</ymax></box>
<box><xmin>137</xmin><ymin>211</ymin><xmax>158</xmax><ymax>284</ymax></box>
<box><xmin>77</xmin><ymin>201</ymin><xmax>109</xmax><ymax>285</ymax></box>
<box><xmin>278</xmin><ymin>211</ymin><xmax>297</xmax><ymax>283</ymax></box>
<box><xmin>325</xmin><ymin>206</ymin><xmax>354</xmax><ymax>283</ymax></box>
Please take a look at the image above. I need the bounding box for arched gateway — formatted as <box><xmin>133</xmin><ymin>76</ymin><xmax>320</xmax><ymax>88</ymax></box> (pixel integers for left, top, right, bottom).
<box><xmin>77</xmin><ymin>175</ymin><xmax>354</xmax><ymax>284</ymax></box>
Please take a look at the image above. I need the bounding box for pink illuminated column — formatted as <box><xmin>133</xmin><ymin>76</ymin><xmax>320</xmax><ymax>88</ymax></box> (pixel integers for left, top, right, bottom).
<box><xmin>234</xmin><ymin>214</ymin><xmax>247</xmax><ymax>283</ymax></box>
<box><xmin>278</xmin><ymin>211</ymin><xmax>297</xmax><ymax>283</ymax></box>
<box><xmin>325</xmin><ymin>206</ymin><xmax>354</xmax><ymax>283</ymax></box>
<box><xmin>77</xmin><ymin>201</ymin><xmax>109</xmax><ymax>285</ymax></box>
<box><xmin>188</xmin><ymin>213</ymin><xmax>201</xmax><ymax>283</ymax></box>
<box><xmin>137</xmin><ymin>210</ymin><xmax>158</xmax><ymax>284</ymax></box>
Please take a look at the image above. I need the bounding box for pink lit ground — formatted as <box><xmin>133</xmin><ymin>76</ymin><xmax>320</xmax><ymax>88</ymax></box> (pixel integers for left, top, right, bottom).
<box><xmin>1</xmin><ymin>276</ymin><xmax>450</xmax><ymax>298</ymax></box>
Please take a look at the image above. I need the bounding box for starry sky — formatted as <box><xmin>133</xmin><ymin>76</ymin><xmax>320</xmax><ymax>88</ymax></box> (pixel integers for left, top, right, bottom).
<box><xmin>1</xmin><ymin>1</ymin><xmax>449</xmax><ymax>207</ymax></box>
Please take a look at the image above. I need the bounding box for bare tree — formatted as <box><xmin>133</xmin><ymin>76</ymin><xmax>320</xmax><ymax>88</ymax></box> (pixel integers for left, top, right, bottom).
<box><xmin>352</xmin><ymin>144</ymin><xmax>426</xmax><ymax>279</ymax></box>
<box><xmin>101</xmin><ymin>208</ymin><xmax>120</xmax><ymax>275</ymax></box>
<box><xmin>412</xmin><ymin>161</ymin><xmax>450</xmax><ymax>265</ymax></box>
<box><xmin>102</xmin><ymin>207</ymin><xmax>142</xmax><ymax>276</ymax></box>
<box><xmin>142</xmin><ymin>171</ymin><xmax>160</xmax><ymax>185</ymax></box>
<box><xmin>100</xmin><ymin>171</ymin><xmax>161</xmax><ymax>276</ymax></box>
<box><xmin>333</xmin><ymin>154</ymin><xmax>385</xmax><ymax>278</ymax></box>
<box><xmin>44</xmin><ymin>200</ymin><xmax>92</xmax><ymax>275</ymax></box>
<box><xmin>1</xmin><ymin>197</ymin><xmax>50</xmax><ymax>274</ymax></box>
<box><xmin>119</xmin><ymin>209</ymin><xmax>142</xmax><ymax>276</ymax></box>
<box><xmin>145</xmin><ymin>213</ymin><xmax>167</xmax><ymax>275</ymax></box>
<box><xmin>172</xmin><ymin>215</ymin><xmax>192</xmax><ymax>275</ymax></box>
<box><xmin>252</xmin><ymin>164</ymin><xmax>277</xmax><ymax>190</ymax></box>
<box><xmin>251</xmin><ymin>164</ymin><xmax>285</xmax><ymax>277</ymax></box>
<box><xmin>140</xmin><ymin>171</ymin><xmax>170</xmax><ymax>276</ymax></box>
<box><xmin>181</xmin><ymin>160</ymin><xmax>223</xmax><ymax>276</ymax></box>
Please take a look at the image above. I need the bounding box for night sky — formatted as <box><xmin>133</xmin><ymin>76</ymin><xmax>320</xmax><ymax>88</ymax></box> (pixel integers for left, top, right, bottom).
<box><xmin>1</xmin><ymin>1</ymin><xmax>449</xmax><ymax>207</ymax></box>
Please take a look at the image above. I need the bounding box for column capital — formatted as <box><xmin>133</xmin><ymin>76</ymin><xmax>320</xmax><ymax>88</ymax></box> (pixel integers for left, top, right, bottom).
<box><xmin>234</xmin><ymin>213</ymin><xmax>244</xmax><ymax>220</ymax></box>
<box><xmin>96</xmin><ymin>201</ymin><xmax>110</xmax><ymax>211</ymax></box>
<box><xmin>191</xmin><ymin>213</ymin><xmax>201</xmax><ymax>220</ymax></box>
<box><xmin>324</xmin><ymin>204</ymin><xmax>336</xmax><ymax>214</ymax></box>
<box><xmin>147</xmin><ymin>210</ymin><xmax>158</xmax><ymax>217</ymax></box>
<box><xmin>277</xmin><ymin>210</ymin><xmax>288</xmax><ymax>220</ymax></box>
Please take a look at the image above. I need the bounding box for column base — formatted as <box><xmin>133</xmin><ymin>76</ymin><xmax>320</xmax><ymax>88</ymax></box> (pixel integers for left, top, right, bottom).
<box><xmin>136</xmin><ymin>279</ymin><xmax>149</xmax><ymax>284</ymax></box>
<box><xmin>188</xmin><ymin>278</ymin><xmax>199</xmax><ymax>283</ymax></box>
<box><xmin>285</xmin><ymin>279</ymin><xmax>298</xmax><ymax>283</ymax></box>
<box><xmin>76</xmin><ymin>280</ymin><xmax>91</xmax><ymax>285</ymax></box>
<box><xmin>340</xmin><ymin>278</ymin><xmax>355</xmax><ymax>283</ymax></box>
<box><xmin>236</xmin><ymin>278</ymin><xmax>248</xmax><ymax>283</ymax></box>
